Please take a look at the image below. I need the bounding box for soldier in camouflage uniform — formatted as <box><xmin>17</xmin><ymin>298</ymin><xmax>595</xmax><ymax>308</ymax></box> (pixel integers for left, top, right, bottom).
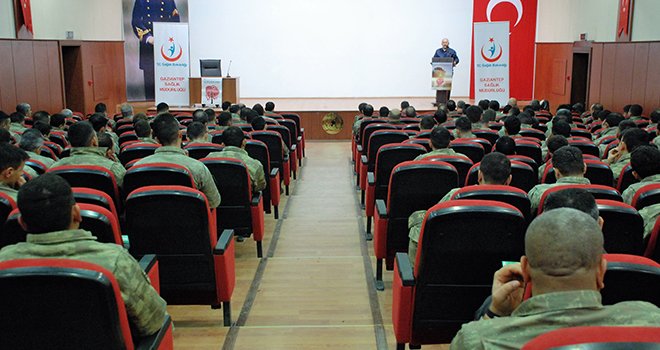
<box><xmin>0</xmin><ymin>174</ymin><xmax>168</xmax><ymax>336</ymax></box>
<box><xmin>135</xmin><ymin>114</ymin><xmax>221</xmax><ymax>208</ymax></box>
<box><xmin>51</xmin><ymin>122</ymin><xmax>126</xmax><ymax>186</ymax></box>
<box><xmin>528</xmin><ymin>146</ymin><xmax>591</xmax><ymax>215</ymax></box>
<box><xmin>450</xmin><ymin>208</ymin><xmax>660</xmax><ymax>350</ymax></box>
<box><xmin>537</xmin><ymin>135</ymin><xmax>569</xmax><ymax>182</ymax></box>
<box><xmin>0</xmin><ymin>143</ymin><xmax>29</xmax><ymax>201</ymax></box>
<box><xmin>639</xmin><ymin>203</ymin><xmax>660</xmax><ymax>240</ymax></box>
<box><xmin>414</xmin><ymin>126</ymin><xmax>469</xmax><ymax>161</ymax></box>
<box><xmin>19</xmin><ymin>129</ymin><xmax>56</xmax><ymax>169</ymax></box>
<box><xmin>134</xmin><ymin>119</ymin><xmax>159</xmax><ymax>145</ymax></box>
<box><xmin>621</xmin><ymin>146</ymin><xmax>660</xmax><ymax>204</ymax></box>
<box><xmin>408</xmin><ymin>153</ymin><xmax>512</xmax><ymax>263</ymax></box>
<box><xmin>208</xmin><ymin>126</ymin><xmax>265</xmax><ymax>193</ymax></box>
<box><xmin>453</xmin><ymin>116</ymin><xmax>476</xmax><ymax>139</ymax></box>
<box><xmin>605</xmin><ymin>128</ymin><xmax>649</xmax><ymax>182</ymax></box>
<box><xmin>352</xmin><ymin>104</ymin><xmax>373</xmax><ymax>137</ymax></box>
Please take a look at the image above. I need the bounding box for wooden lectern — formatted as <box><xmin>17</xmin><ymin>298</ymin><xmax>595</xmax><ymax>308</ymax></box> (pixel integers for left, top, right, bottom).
<box><xmin>432</xmin><ymin>57</ymin><xmax>453</xmax><ymax>106</ymax></box>
<box><xmin>189</xmin><ymin>77</ymin><xmax>240</xmax><ymax>105</ymax></box>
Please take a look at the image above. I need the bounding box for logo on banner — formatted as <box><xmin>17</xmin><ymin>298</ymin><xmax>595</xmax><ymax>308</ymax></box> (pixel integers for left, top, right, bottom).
<box><xmin>160</xmin><ymin>37</ymin><xmax>183</xmax><ymax>62</ymax></box>
<box><xmin>481</xmin><ymin>38</ymin><xmax>503</xmax><ymax>63</ymax></box>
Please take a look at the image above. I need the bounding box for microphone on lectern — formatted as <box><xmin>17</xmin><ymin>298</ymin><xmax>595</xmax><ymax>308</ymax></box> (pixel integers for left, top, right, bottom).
<box><xmin>226</xmin><ymin>60</ymin><xmax>232</xmax><ymax>78</ymax></box>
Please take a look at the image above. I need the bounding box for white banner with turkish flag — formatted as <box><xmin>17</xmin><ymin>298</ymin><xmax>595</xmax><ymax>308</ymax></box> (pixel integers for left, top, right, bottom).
<box><xmin>473</xmin><ymin>21</ymin><xmax>510</xmax><ymax>106</ymax></box>
<box><xmin>154</xmin><ymin>22</ymin><xmax>190</xmax><ymax>106</ymax></box>
<box><xmin>201</xmin><ymin>78</ymin><xmax>223</xmax><ymax>106</ymax></box>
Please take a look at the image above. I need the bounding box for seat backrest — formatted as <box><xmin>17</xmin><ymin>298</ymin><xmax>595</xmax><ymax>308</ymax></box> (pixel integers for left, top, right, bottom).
<box><xmin>184</xmin><ymin>143</ymin><xmax>224</xmax><ymax>160</ymax></box>
<box><xmin>25</xmin><ymin>159</ymin><xmax>48</xmax><ymax>175</ymax></box>
<box><xmin>201</xmin><ymin>158</ymin><xmax>253</xmax><ymax>235</ymax></box>
<box><xmin>473</xmin><ymin>129</ymin><xmax>499</xmax><ymax>145</ymax></box>
<box><xmin>123</xmin><ymin>162</ymin><xmax>196</xmax><ymax>198</ymax></box>
<box><xmin>427</xmin><ymin>155</ymin><xmax>474</xmax><ymax>188</ymax></box>
<box><xmin>125</xmin><ymin>186</ymin><xmax>218</xmax><ymax>304</ymax></box>
<box><xmin>617</xmin><ymin>164</ymin><xmax>638</xmax><ymax>193</ymax></box>
<box><xmin>358</xmin><ymin>119</ymin><xmax>388</xmax><ymax>143</ymax></box>
<box><xmin>452</xmin><ymin>185</ymin><xmax>532</xmax><ymax>222</ymax></box>
<box><xmin>48</xmin><ymin>165</ymin><xmax>121</xmax><ymax>211</ymax></box>
<box><xmin>117</xmin><ymin>143</ymin><xmax>159</xmax><ymax>166</ymax></box>
<box><xmin>413</xmin><ymin>200</ymin><xmax>526</xmax><ymax>343</ymax></box>
<box><xmin>78</xmin><ymin>203</ymin><xmax>123</xmax><ymax>245</ymax></box>
<box><xmin>201</xmin><ymin>158</ymin><xmax>251</xmax><ymax>207</ymax></box>
<box><xmin>0</xmin><ymin>259</ymin><xmax>134</xmax><ymax>349</ymax></box>
<box><xmin>596</xmin><ymin>200</ymin><xmax>644</xmax><ymax>255</ymax></box>
<box><xmin>538</xmin><ymin>185</ymin><xmax>623</xmax><ymax>214</ymax></box>
<box><xmin>49</xmin><ymin>132</ymin><xmax>69</xmax><ymax>148</ymax></box>
<box><xmin>601</xmin><ymin>254</ymin><xmax>660</xmax><ymax>306</ymax></box>
<box><xmin>570</xmin><ymin>128</ymin><xmax>593</xmax><ymax>140</ymax></box>
<box><xmin>118</xmin><ymin>132</ymin><xmax>138</xmax><ymax>147</ymax></box>
<box><xmin>385</xmin><ymin>161</ymin><xmax>459</xmax><ymax>267</ymax></box>
<box><xmin>278</xmin><ymin>119</ymin><xmax>298</xmax><ymax>143</ymax></box>
<box><xmin>467</xmin><ymin>161</ymin><xmax>537</xmax><ymax>192</ymax></box>
<box><xmin>403</xmin><ymin>138</ymin><xmax>432</xmax><ymax>152</ymax></box>
<box><xmin>250</xmin><ymin>131</ymin><xmax>285</xmax><ymax>165</ymax></box>
<box><xmin>267</xmin><ymin>125</ymin><xmax>293</xmax><ymax>149</ymax></box>
<box><xmin>515</xmin><ymin>140</ymin><xmax>543</xmax><ymax>165</ymax></box>
<box><xmin>361</xmin><ymin>123</ymin><xmax>395</xmax><ymax>149</ymax></box>
<box><xmin>366</xmin><ymin>131</ymin><xmax>410</xmax><ymax>168</ymax></box>
<box><xmin>542</xmin><ymin>159</ymin><xmax>615</xmax><ymax>187</ymax></box>
<box><xmin>632</xmin><ymin>183</ymin><xmax>660</xmax><ymax>211</ymax></box>
<box><xmin>72</xmin><ymin>187</ymin><xmax>119</xmax><ymax>220</ymax></box>
<box><xmin>521</xmin><ymin>326</ymin><xmax>660</xmax><ymax>350</ymax></box>
<box><xmin>449</xmin><ymin>140</ymin><xmax>485</xmax><ymax>163</ymax></box>
<box><xmin>507</xmin><ymin>155</ymin><xmax>539</xmax><ymax>176</ymax></box>
<box><xmin>568</xmin><ymin>138</ymin><xmax>600</xmax><ymax>157</ymax></box>
<box><xmin>373</xmin><ymin>144</ymin><xmax>426</xmax><ymax>201</ymax></box>
<box><xmin>519</xmin><ymin>128</ymin><xmax>546</xmax><ymax>141</ymax></box>
<box><xmin>0</xmin><ymin>193</ymin><xmax>16</xmax><ymax>227</ymax></box>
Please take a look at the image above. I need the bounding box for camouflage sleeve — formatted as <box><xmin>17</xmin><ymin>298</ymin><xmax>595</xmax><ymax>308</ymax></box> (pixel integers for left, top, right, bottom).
<box><xmin>112</xmin><ymin>251</ymin><xmax>168</xmax><ymax>336</ymax></box>
<box><xmin>200</xmin><ymin>166</ymin><xmax>221</xmax><ymax>208</ymax></box>
<box><xmin>527</xmin><ymin>187</ymin><xmax>543</xmax><ymax>216</ymax></box>
<box><xmin>621</xmin><ymin>186</ymin><xmax>635</xmax><ymax>205</ymax></box>
<box><xmin>407</xmin><ymin>210</ymin><xmax>426</xmax><ymax>243</ymax></box>
<box><xmin>252</xmin><ymin>161</ymin><xmax>266</xmax><ymax>193</ymax></box>
<box><xmin>111</xmin><ymin>163</ymin><xmax>127</xmax><ymax>187</ymax></box>
<box><xmin>450</xmin><ymin>323</ymin><xmax>484</xmax><ymax>350</ymax></box>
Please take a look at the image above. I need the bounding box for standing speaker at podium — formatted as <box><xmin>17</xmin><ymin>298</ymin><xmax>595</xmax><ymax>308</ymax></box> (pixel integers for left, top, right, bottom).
<box><xmin>432</xmin><ymin>38</ymin><xmax>459</xmax><ymax>106</ymax></box>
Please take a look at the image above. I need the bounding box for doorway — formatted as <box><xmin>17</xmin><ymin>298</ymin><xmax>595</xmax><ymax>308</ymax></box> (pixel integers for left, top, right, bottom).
<box><xmin>61</xmin><ymin>44</ymin><xmax>84</xmax><ymax>113</ymax></box>
<box><xmin>570</xmin><ymin>43</ymin><xmax>591</xmax><ymax>107</ymax></box>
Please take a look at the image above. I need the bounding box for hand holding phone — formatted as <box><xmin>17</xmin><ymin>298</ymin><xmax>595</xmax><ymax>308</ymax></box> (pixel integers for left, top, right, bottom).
<box><xmin>489</xmin><ymin>263</ymin><xmax>524</xmax><ymax>317</ymax></box>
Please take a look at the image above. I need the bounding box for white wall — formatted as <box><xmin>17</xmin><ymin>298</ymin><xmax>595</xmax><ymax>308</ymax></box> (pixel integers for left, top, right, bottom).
<box><xmin>0</xmin><ymin>0</ymin><xmax>16</xmax><ymax>39</ymax></box>
<box><xmin>631</xmin><ymin>0</ymin><xmax>660</xmax><ymax>41</ymax></box>
<box><xmin>536</xmin><ymin>0</ymin><xmax>618</xmax><ymax>43</ymax></box>
<box><xmin>30</xmin><ymin>0</ymin><xmax>122</xmax><ymax>40</ymax></box>
<box><xmin>188</xmin><ymin>0</ymin><xmax>473</xmax><ymax>98</ymax></box>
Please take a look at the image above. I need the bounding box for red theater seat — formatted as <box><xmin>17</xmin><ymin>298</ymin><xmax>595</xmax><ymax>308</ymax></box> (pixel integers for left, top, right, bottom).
<box><xmin>0</xmin><ymin>258</ymin><xmax>173</xmax><ymax>349</ymax></box>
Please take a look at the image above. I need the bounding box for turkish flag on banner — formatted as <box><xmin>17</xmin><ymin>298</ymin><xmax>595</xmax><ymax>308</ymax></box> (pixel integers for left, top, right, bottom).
<box><xmin>470</xmin><ymin>0</ymin><xmax>538</xmax><ymax>101</ymax></box>
<box><xmin>618</xmin><ymin>0</ymin><xmax>631</xmax><ymax>37</ymax></box>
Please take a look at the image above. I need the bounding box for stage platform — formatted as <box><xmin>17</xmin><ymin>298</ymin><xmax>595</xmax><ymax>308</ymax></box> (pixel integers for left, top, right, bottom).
<box><xmin>129</xmin><ymin>97</ymin><xmax>471</xmax><ymax>140</ymax></box>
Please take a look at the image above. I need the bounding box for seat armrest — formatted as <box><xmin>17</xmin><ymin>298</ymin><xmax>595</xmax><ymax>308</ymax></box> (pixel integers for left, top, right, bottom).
<box><xmin>361</xmin><ymin>155</ymin><xmax>368</xmax><ymax>165</ymax></box>
<box><xmin>138</xmin><ymin>254</ymin><xmax>157</xmax><ymax>273</ymax></box>
<box><xmin>135</xmin><ymin>315</ymin><xmax>173</xmax><ymax>350</ymax></box>
<box><xmin>284</xmin><ymin>154</ymin><xmax>289</xmax><ymax>162</ymax></box>
<box><xmin>395</xmin><ymin>253</ymin><xmax>415</xmax><ymax>286</ymax></box>
<box><xmin>291</xmin><ymin>144</ymin><xmax>297</xmax><ymax>152</ymax></box>
<box><xmin>357</xmin><ymin>145</ymin><xmax>363</xmax><ymax>153</ymax></box>
<box><xmin>297</xmin><ymin>136</ymin><xmax>302</xmax><ymax>142</ymax></box>
<box><xmin>251</xmin><ymin>192</ymin><xmax>262</xmax><ymax>207</ymax></box>
<box><xmin>376</xmin><ymin>199</ymin><xmax>388</xmax><ymax>218</ymax></box>
<box><xmin>367</xmin><ymin>172</ymin><xmax>375</xmax><ymax>185</ymax></box>
<box><xmin>214</xmin><ymin>229</ymin><xmax>235</xmax><ymax>254</ymax></box>
<box><xmin>270</xmin><ymin>167</ymin><xmax>279</xmax><ymax>178</ymax></box>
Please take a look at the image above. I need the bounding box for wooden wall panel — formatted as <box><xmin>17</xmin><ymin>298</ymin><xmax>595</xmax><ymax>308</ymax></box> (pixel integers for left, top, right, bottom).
<box><xmin>33</xmin><ymin>41</ymin><xmax>54</xmax><ymax>111</ymax></box>
<box><xmin>613</xmin><ymin>44</ymin><xmax>634</xmax><ymax>106</ymax></box>
<box><xmin>645</xmin><ymin>42</ymin><xmax>660</xmax><ymax>110</ymax></box>
<box><xmin>0</xmin><ymin>40</ymin><xmax>63</xmax><ymax>114</ymax></box>
<box><xmin>0</xmin><ymin>41</ymin><xmax>17</xmax><ymax>112</ymax></box>
<box><xmin>80</xmin><ymin>41</ymin><xmax>127</xmax><ymax>115</ymax></box>
<box><xmin>11</xmin><ymin>41</ymin><xmax>38</xmax><ymax>109</ymax></box>
<box><xmin>599</xmin><ymin>44</ymin><xmax>617</xmax><ymax>109</ymax></box>
<box><xmin>533</xmin><ymin>43</ymin><xmax>573</xmax><ymax>110</ymax></box>
<box><xmin>630</xmin><ymin>43</ymin><xmax>649</xmax><ymax>106</ymax></box>
<box><xmin>588</xmin><ymin>43</ymin><xmax>603</xmax><ymax>105</ymax></box>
